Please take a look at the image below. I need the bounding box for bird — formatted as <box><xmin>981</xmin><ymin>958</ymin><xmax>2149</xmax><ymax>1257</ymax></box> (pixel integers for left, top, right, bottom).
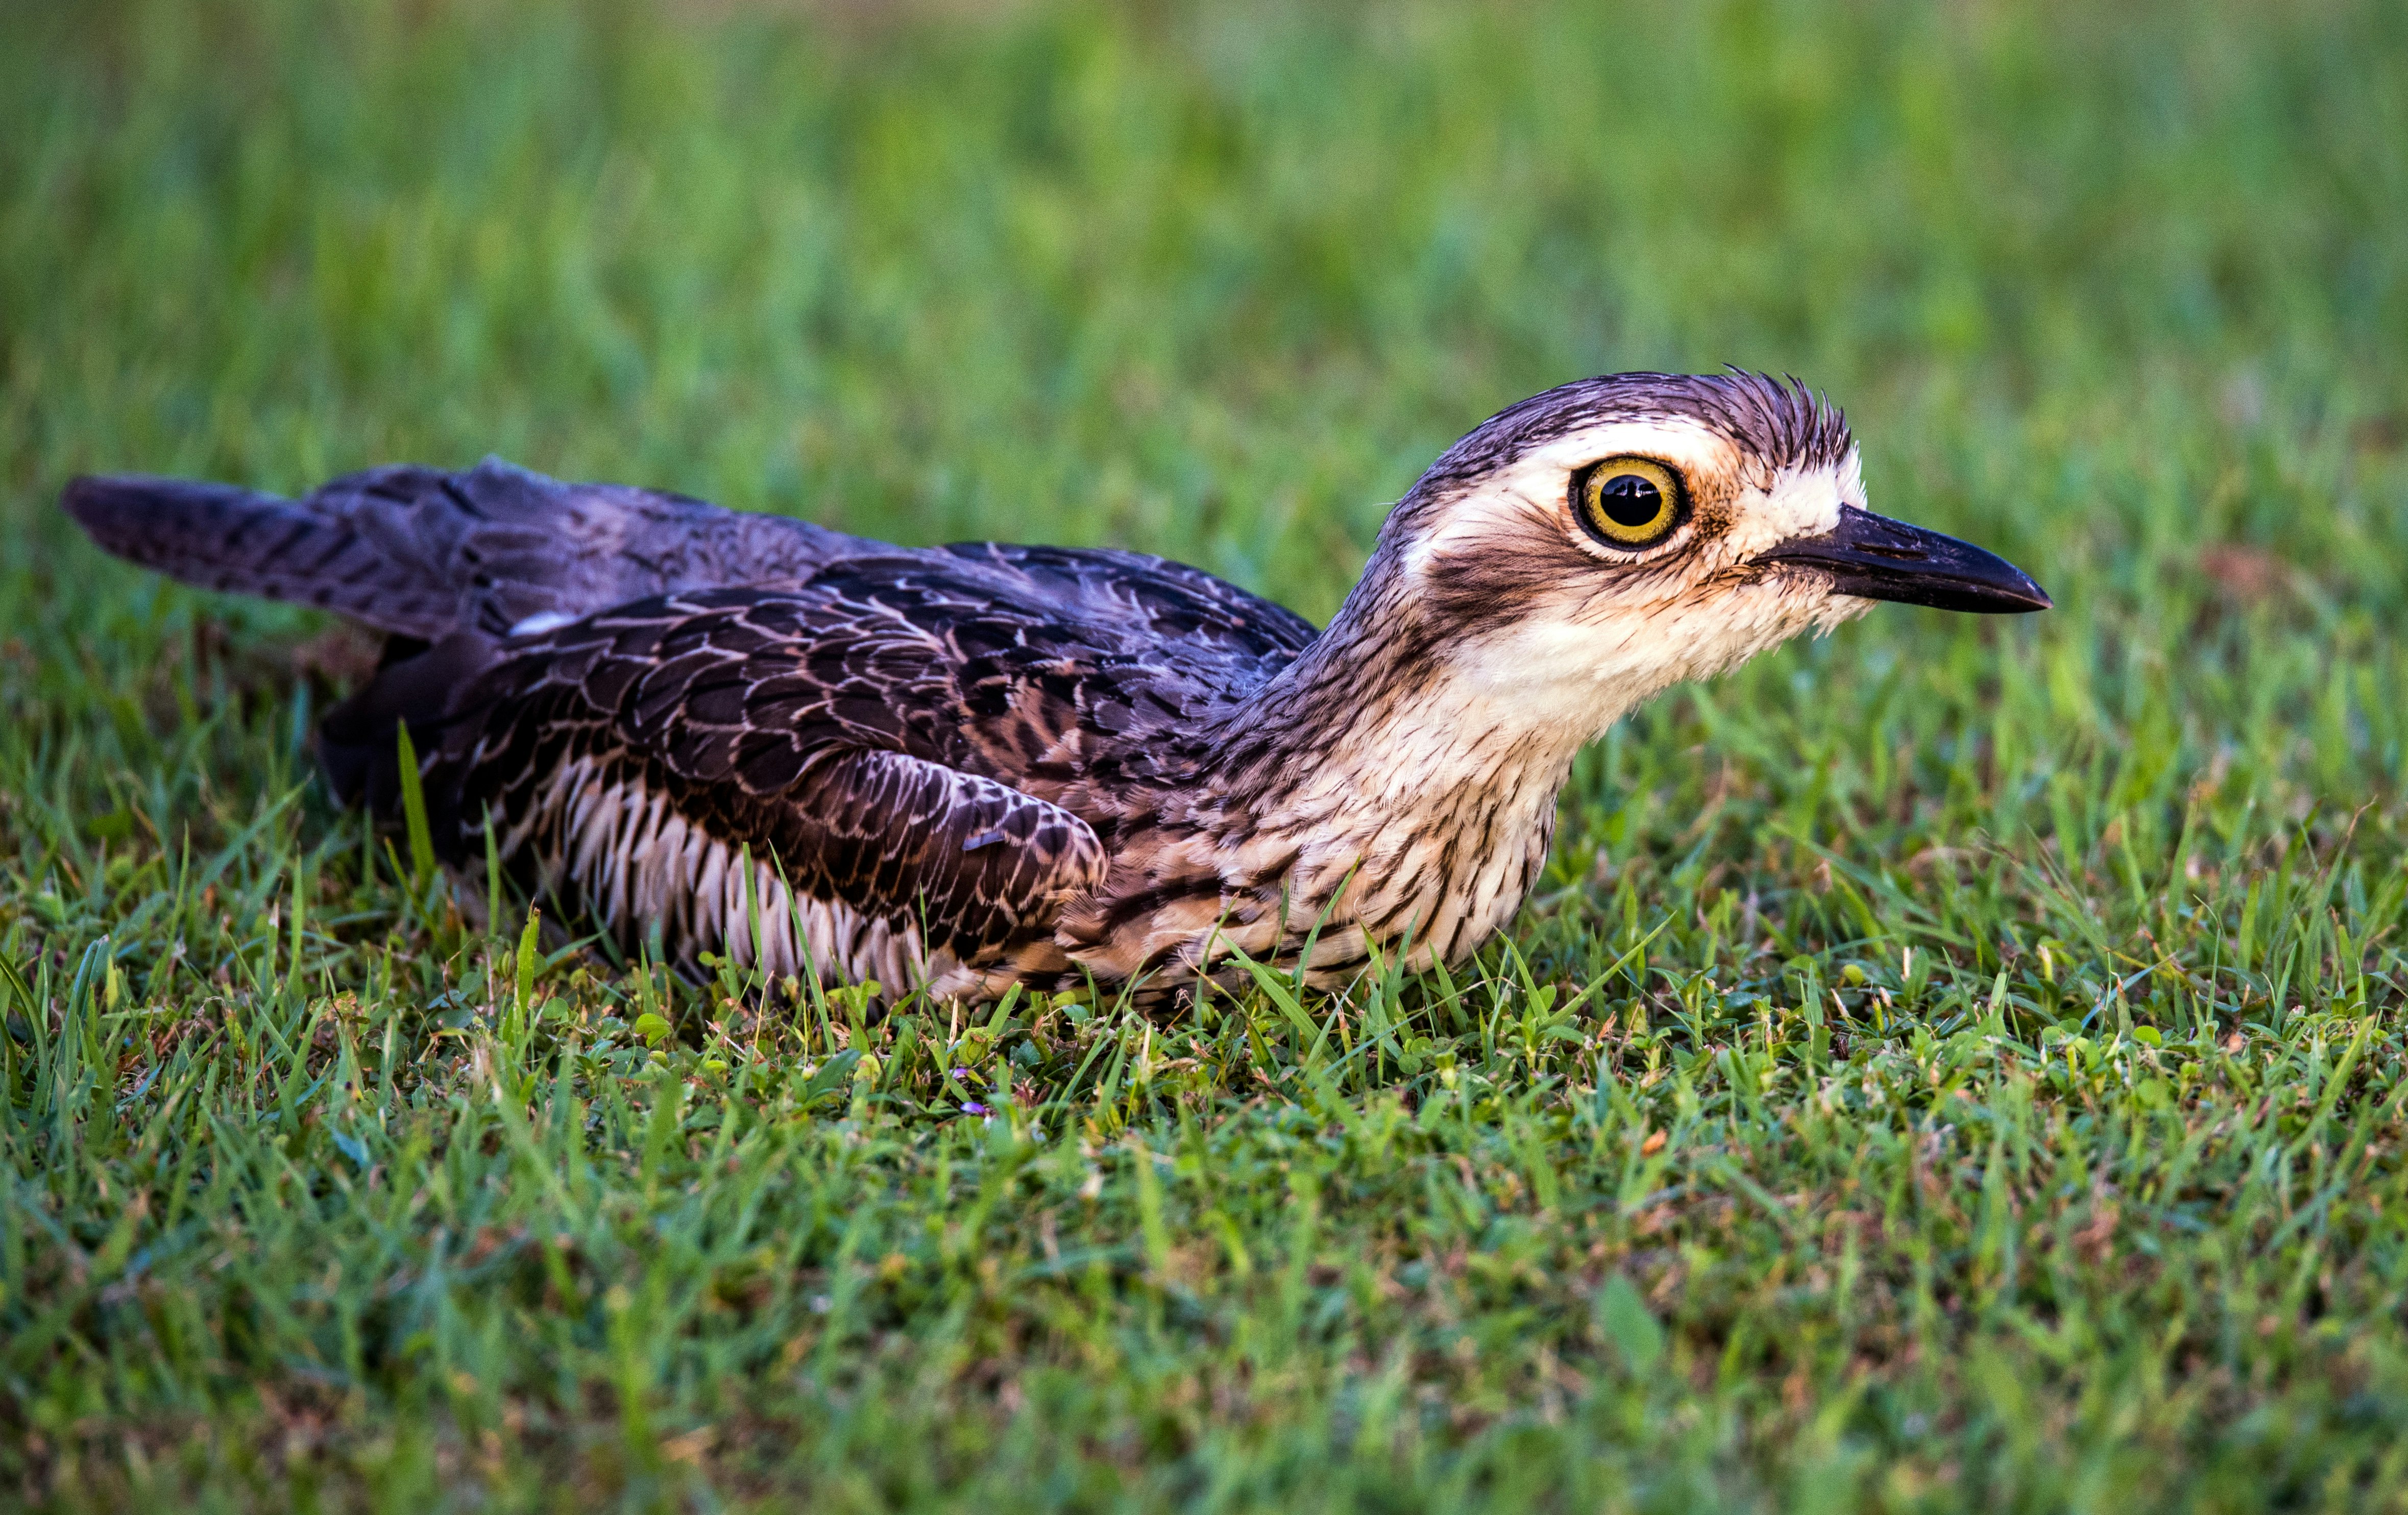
<box><xmin>64</xmin><ymin>371</ymin><xmax>2048</xmax><ymax>1005</ymax></box>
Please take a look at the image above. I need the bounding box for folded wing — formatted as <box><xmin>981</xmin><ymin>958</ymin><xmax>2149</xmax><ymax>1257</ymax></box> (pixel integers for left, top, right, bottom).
<box><xmin>321</xmin><ymin>582</ymin><xmax>1119</xmax><ymax>993</ymax></box>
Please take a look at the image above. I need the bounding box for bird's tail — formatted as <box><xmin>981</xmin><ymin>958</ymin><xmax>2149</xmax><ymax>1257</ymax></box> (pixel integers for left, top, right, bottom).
<box><xmin>64</xmin><ymin>457</ymin><xmax>873</xmax><ymax>642</ymax></box>
<box><xmin>61</xmin><ymin>471</ymin><xmax>463</xmax><ymax>636</ymax></box>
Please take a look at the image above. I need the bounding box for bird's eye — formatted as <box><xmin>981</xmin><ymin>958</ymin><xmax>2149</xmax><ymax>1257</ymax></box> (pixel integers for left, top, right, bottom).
<box><xmin>1574</xmin><ymin>457</ymin><xmax>1685</xmax><ymax>550</ymax></box>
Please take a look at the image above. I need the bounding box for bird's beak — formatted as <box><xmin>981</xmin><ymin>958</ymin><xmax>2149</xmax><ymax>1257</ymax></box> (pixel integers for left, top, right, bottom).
<box><xmin>1758</xmin><ymin>505</ymin><xmax>2051</xmax><ymax>614</ymax></box>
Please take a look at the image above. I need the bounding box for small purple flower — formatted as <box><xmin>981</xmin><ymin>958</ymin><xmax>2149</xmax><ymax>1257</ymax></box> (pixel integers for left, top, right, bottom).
<box><xmin>960</xmin><ymin>1101</ymin><xmax>989</xmax><ymax>1116</ymax></box>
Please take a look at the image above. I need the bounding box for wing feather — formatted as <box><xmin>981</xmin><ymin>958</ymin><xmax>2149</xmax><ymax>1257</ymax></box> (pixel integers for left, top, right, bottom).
<box><xmin>323</xmin><ymin>579</ymin><xmax>1120</xmax><ymax>986</ymax></box>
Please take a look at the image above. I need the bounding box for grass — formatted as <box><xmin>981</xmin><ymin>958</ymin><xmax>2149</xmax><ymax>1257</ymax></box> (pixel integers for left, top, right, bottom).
<box><xmin>4</xmin><ymin>0</ymin><xmax>2408</xmax><ymax>1508</ymax></box>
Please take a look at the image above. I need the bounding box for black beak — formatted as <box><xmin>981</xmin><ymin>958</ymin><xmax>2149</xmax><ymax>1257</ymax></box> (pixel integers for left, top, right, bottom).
<box><xmin>1758</xmin><ymin>505</ymin><xmax>2052</xmax><ymax>614</ymax></box>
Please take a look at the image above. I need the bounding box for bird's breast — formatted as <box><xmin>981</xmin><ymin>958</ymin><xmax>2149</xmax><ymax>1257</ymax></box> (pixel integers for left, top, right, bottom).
<box><xmin>1057</xmin><ymin>738</ymin><xmax>1572</xmax><ymax>991</ymax></box>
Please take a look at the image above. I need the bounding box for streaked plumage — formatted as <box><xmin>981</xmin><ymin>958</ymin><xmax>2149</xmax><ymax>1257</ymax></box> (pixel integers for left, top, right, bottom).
<box><xmin>65</xmin><ymin>372</ymin><xmax>2048</xmax><ymax>1003</ymax></box>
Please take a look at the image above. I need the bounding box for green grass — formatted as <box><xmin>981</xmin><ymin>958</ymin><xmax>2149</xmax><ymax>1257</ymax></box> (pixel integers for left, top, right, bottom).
<box><xmin>5</xmin><ymin>0</ymin><xmax>2408</xmax><ymax>1508</ymax></box>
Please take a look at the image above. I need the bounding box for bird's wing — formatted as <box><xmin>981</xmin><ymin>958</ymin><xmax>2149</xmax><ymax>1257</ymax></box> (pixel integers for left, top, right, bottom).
<box><xmin>319</xmin><ymin>576</ymin><xmax>1157</xmax><ymax>983</ymax></box>
<box><xmin>65</xmin><ymin>458</ymin><xmax>1319</xmax><ymax>669</ymax></box>
<box><xmin>63</xmin><ymin>457</ymin><xmax>882</xmax><ymax>642</ymax></box>
<box><xmin>947</xmin><ymin>542</ymin><xmax>1320</xmax><ymax>664</ymax></box>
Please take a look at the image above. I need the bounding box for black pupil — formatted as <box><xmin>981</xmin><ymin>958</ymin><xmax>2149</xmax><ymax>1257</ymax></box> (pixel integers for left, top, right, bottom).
<box><xmin>1597</xmin><ymin>472</ymin><xmax>1663</xmax><ymax>528</ymax></box>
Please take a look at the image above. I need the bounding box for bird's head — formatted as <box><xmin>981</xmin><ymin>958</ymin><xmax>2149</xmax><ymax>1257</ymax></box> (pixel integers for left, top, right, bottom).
<box><xmin>1337</xmin><ymin>371</ymin><xmax>2049</xmax><ymax>744</ymax></box>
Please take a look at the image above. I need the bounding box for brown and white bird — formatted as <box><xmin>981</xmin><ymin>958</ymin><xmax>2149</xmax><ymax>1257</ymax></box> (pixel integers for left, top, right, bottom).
<box><xmin>65</xmin><ymin>372</ymin><xmax>2047</xmax><ymax>1004</ymax></box>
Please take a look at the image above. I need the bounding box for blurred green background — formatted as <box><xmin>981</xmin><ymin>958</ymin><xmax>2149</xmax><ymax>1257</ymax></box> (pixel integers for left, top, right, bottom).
<box><xmin>10</xmin><ymin>0</ymin><xmax>2403</xmax><ymax>622</ymax></box>
<box><xmin>6</xmin><ymin>1</ymin><xmax>2408</xmax><ymax>1509</ymax></box>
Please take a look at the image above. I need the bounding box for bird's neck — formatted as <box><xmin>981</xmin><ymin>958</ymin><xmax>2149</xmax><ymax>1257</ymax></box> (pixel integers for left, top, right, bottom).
<box><xmin>1176</xmin><ymin>563</ymin><xmax>1624</xmax><ymax>976</ymax></box>
<box><xmin>1226</xmin><ymin>558</ymin><xmax>1616</xmax><ymax>796</ymax></box>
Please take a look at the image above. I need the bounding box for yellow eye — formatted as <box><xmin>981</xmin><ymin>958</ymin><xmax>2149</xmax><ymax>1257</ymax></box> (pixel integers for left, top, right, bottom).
<box><xmin>1575</xmin><ymin>456</ymin><xmax>1685</xmax><ymax>548</ymax></box>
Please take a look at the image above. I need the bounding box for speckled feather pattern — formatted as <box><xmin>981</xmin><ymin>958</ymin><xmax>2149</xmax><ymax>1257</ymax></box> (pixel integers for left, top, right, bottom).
<box><xmin>65</xmin><ymin>372</ymin><xmax>1867</xmax><ymax>1003</ymax></box>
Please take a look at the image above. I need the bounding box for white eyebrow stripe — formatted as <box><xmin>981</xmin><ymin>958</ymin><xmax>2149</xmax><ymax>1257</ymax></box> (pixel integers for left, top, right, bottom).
<box><xmin>1399</xmin><ymin>416</ymin><xmax>1733</xmax><ymax>578</ymax></box>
